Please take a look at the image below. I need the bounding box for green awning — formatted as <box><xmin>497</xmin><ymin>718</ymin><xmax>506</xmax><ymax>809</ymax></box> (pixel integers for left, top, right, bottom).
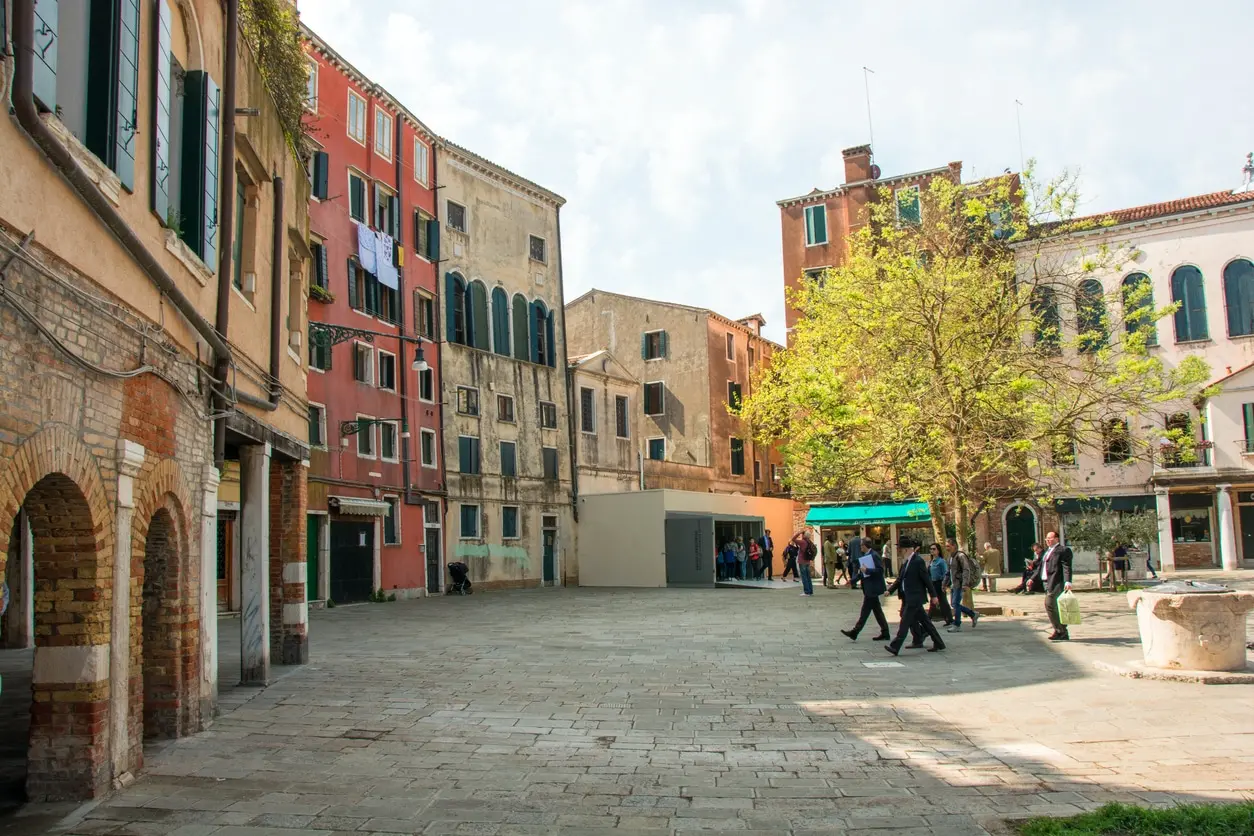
<box><xmin>805</xmin><ymin>501</ymin><xmax>931</xmax><ymax>526</ymax></box>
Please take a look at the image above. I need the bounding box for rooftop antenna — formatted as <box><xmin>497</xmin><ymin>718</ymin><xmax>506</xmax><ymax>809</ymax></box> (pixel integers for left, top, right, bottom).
<box><xmin>863</xmin><ymin>66</ymin><xmax>875</xmax><ymax>155</ymax></box>
<box><xmin>1014</xmin><ymin>99</ymin><xmax>1025</xmax><ymax>174</ymax></box>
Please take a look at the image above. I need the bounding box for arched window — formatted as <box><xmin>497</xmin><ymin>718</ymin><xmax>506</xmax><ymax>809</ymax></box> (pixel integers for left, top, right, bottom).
<box><xmin>1031</xmin><ymin>286</ymin><xmax>1060</xmax><ymax>354</ymax></box>
<box><xmin>491</xmin><ymin>286</ymin><xmax>510</xmax><ymax>356</ymax></box>
<box><xmin>1171</xmin><ymin>265</ymin><xmax>1208</xmax><ymax>342</ymax></box>
<box><xmin>1223</xmin><ymin>258</ymin><xmax>1254</xmax><ymax>337</ymax></box>
<box><xmin>530</xmin><ymin>299</ymin><xmax>550</xmax><ymax>365</ymax></box>
<box><xmin>467</xmin><ymin>280</ymin><xmax>489</xmax><ymax>351</ymax></box>
<box><xmin>1076</xmin><ymin>279</ymin><xmax>1107</xmax><ymax>354</ymax></box>
<box><xmin>511</xmin><ymin>293</ymin><xmax>530</xmax><ymax>361</ymax></box>
<box><xmin>445</xmin><ymin>272</ymin><xmax>467</xmax><ymax>345</ymax></box>
<box><xmin>545</xmin><ymin>311</ymin><xmax>557</xmax><ymax>368</ymax></box>
<box><xmin>1121</xmin><ymin>272</ymin><xmax>1155</xmax><ymax>344</ymax></box>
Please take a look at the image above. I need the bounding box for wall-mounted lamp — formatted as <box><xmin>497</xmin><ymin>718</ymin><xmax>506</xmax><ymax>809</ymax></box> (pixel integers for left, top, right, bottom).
<box><xmin>411</xmin><ymin>341</ymin><xmax>429</xmax><ymax>373</ymax></box>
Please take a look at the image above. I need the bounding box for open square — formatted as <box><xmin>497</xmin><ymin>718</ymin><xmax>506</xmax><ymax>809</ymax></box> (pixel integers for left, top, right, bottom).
<box><xmin>10</xmin><ymin>578</ymin><xmax>1248</xmax><ymax>835</ymax></box>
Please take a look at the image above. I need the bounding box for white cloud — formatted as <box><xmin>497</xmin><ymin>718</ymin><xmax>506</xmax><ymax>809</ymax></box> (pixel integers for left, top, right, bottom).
<box><xmin>299</xmin><ymin>0</ymin><xmax>1254</xmax><ymax>343</ymax></box>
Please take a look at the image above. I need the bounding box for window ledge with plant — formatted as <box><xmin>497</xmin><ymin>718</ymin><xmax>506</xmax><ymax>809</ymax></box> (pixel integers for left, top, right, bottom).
<box><xmin>309</xmin><ymin>284</ymin><xmax>335</xmax><ymax>303</ymax></box>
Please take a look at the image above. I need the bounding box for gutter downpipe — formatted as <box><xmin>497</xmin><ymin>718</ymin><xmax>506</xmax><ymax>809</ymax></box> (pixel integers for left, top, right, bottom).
<box><xmin>212</xmin><ymin>0</ymin><xmax>240</xmax><ymax>468</ymax></box>
<box><xmin>265</xmin><ymin>174</ymin><xmax>283</xmax><ymax>408</ymax></box>
<box><xmin>10</xmin><ymin>0</ymin><xmax>232</xmax><ymax>380</ymax></box>
<box><xmin>432</xmin><ymin>142</ymin><xmax>450</xmax><ymax>573</ymax></box>
<box><xmin>556</xmin><ymin>204</ymin><xmax>578</xmax><ymax>534</ymax></box>
<box><xmin>393</xmin><ymin>105</ymin><xmax>413</xmax><ymax>503</ymax></box>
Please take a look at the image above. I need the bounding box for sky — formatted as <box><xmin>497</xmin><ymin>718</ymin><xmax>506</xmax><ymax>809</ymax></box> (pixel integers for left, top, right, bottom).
<box><xmin>299</xmin><ymin>0</ymin><xmax>1254</xmax><ymax>344</ymax></box>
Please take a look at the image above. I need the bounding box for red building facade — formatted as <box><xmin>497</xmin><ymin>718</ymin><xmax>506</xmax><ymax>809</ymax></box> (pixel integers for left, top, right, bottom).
<box><xmin>302</xmin><ymin>28</ymin><xmax>444</xmax><ymax>602</ymax></box>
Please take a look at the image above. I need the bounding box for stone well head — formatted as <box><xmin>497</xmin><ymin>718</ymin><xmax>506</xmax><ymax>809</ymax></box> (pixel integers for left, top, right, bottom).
<box><xmin>1127</xmin><ymin>582</ymin><xmax>1254</xmax><ymax>672</ymax></box>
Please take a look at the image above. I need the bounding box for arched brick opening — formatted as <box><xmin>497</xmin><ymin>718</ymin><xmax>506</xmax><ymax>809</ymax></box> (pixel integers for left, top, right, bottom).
<box><xmin>141</xmin><ymin>507</ymin><xmax>185</xmax><ymax>743</ymax></box>
<box><xmin>0</xmin><ymin>427</ymin><xmax>114</xmax><ymax>802</ymax></box>
<box><xmin>20</xmin><ymin>474</ymin><xmax>112</xmax><ymax>801</ymax></box>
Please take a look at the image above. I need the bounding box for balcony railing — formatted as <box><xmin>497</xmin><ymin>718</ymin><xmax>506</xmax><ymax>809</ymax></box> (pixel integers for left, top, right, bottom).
<box><xmin>1241</xmin><ymin>439</ymin><xmax>1254</xmax><ymax>455</ymax></box>
<box><xmin>1157</xmin><ymin>443</ymin><xmax>1212</xmax><ymax>469</ymax></box>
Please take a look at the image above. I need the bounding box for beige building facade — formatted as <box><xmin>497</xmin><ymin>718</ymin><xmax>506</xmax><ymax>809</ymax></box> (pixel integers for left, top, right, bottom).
<box><xmin>0</xmin><ymin>0</ymin><xmax>310</xmax><ymax>801</ymax></box>
<box><xmin>434</xmin><ymin>140</ymin><xmax>573</xmax><ymax>590</ymax></box>
<box><xmin>570</xmin><ymin>351</ymin><xmax>642</xmax><ymax>495</ymax></box>
<box><xmin>565</xmin><ymin>290</ymin><xmax>785</xmax><ymax>496</ymax></box>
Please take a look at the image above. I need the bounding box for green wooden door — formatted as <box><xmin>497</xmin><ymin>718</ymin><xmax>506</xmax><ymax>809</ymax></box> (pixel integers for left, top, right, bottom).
<box><xmin>1005</xmin><ymin>506</ymin><xmax>1036</xmax><ymax>574</ymax></box>
<box><xmin>306</xmin><ymin>515</ymin><xmax>319</xmax><ymax>601</ymax></box>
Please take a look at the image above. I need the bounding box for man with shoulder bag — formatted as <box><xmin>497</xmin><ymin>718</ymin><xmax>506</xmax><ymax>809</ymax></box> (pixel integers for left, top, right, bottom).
<box><xmin>946</xmin><ymin>539</ymin><xmax>982</xmax><ymax>632</ymax></box>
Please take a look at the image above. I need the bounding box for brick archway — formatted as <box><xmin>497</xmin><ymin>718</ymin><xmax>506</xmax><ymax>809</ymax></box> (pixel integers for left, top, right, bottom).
<box><xmin>0</xmin><ymin>426</ymin><xmax>114</xmax><ymax>801</ymax></box>
<box><xmin>130</xmin><ymin>458</ymin><xmax>198</xmax><ymax>757</ymax></box>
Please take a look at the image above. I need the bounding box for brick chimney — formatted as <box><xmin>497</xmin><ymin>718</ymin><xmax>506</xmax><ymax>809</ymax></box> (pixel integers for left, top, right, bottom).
<box><xmin>843</xmin><ymin>145</ymin><xmax>873</xmax><ymax>184</ymax></box>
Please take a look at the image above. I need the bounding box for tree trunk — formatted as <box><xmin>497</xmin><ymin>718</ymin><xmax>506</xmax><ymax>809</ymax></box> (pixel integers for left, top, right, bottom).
<box><xmin>952</xmin><ymin>486</ymin><xmax>971</xmax><ymax>552</ymax></box>
<box><xmin>930</xmin><ymin>503</ymin><xmax>946</xmax><ymax>547</ymax></box>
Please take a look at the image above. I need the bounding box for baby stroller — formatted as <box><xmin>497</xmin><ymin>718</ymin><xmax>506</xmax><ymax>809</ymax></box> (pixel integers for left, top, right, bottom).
<box><xmin>446</xmin><ymin>562</ymin><xmax>472</xmax><ymax>595</ymax></box>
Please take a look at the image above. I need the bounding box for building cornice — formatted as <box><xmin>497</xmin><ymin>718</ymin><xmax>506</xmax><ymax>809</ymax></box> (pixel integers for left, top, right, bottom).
<box><xmin>776</xmin><ymin>164</ymin><xmax>952</xmax><ymax>208</ymax></box>
<box><xmin>566</xmin><ymin>288</ymin><xmax>784</xmax><ymax>350</ymax></box>
<box><xmin>436</xmin><ymin>139</ymin><xmax>565</xmax><ymax>208</ymax></box>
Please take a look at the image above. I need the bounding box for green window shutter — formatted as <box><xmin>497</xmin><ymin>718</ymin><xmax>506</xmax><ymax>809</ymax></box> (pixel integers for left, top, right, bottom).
<box><xmin>491</xmin><ymin>287</ymin><xmax>509</xmax><ymax>355</ymax></box>
<box><xmin>469</xmin><ymin>282</ymin><xmax>489</xmax><ymax>350</ymax></box>
<box><xmin>387</xmin><ymin>196</ymin><xmax>400</xmax><ymax>241</ymax></box>
<box><xmin>365</xmin><ymin>274</ymin><xmax>379</xmax><ymax>316</ymax></box>
<box><xmin>114</xmin><ymin>0</ymin><xmax>140</xmax><ymax>189</ymax></box>
<box><xmin>512</xmin><ymin>294</ymin><xmax>529</xmax><ymax>360</ymax></box>
<box><xmin>659</xmin><ymin>330</ymin><xmax>668</xmax><ymax>358</ymax></box>
<box><xmin>347</xmin><ymin>259</ymin><xmax>358</xmax><ymax>309</ymax></box>
<box><xmin>317</xmin><ymin>243</ymin><xmax>329</xmax><ymax>290</ymax></box>
<box><xmin>151</xmin><ymin>0</ymin><xmax>173</xmax><ymax>219</ymax></box>
<box><xmin>545</xmin><ymin>312</ymin><xmax>556</xmax><ymax>368</ymax></box>
<box><xmin>641</xmin><ymin>333</ymin><xmax>648</xmax><ymax>360</ymax></box>
<box><xmin>814</xmin><ymin>206</ymin><xmax>827</xmax><ymax>241</ymax></box>
<box><xmin>529</xmin><ymin>301</ymin><xmax>543</xmax><ymax>363</ymax></box>
<box><xmin>86</xmin><ymin>0</ymin><xmax>139</xmax><ymax>189</ymax></box>
<box><xmin>427</xmin><ymin>218</ymin><xmax>440</xmax><ymax>261</ymax></box>
<box><xmin>31</xmin><ymin>0</ymin><xmax>59</xmax><ymax>111</ymax></box>
<box><xmin>445</xmin><ymin>273</ymin><xmax>458</xmax><ymax>343</ymax></box>
<box><xmin>1244</xmin><ymin>404</ymin><xmax>1254</xmax><ymax>444</ymax></box>
<box><xmin>179</xmin><ymin>71</ymin><xmax>220</xmax><ymax>271</ymax></box>
<box><xmin>312</xmin><ymin>151</ymin><xmax>329</xmax><ymax>200</ymax></box>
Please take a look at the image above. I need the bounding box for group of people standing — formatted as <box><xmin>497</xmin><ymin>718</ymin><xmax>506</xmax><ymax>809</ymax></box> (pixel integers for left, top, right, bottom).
<box><xmin>717</xmin><ymin>531</ymin><xmax>780</xmax><ymax>581</ymax></box>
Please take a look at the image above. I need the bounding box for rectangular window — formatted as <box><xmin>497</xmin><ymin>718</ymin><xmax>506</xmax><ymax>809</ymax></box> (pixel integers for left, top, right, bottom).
<box><xmin>804</xmin><ymin>204</ymin><xmax>828</xmax><ymax>246</ymax></box>
<box><xmin>420</xmin><ymin>428</ymin><xmax>437</xmax><ymax>468</ymax></box>
<box><xmin>458</xmin><ymin>436</ymin><xmax>481</xmax><ymax>475</ymax></box>
<box><xmin>502</xmin><ymin>506</ymin><xmax>520</xmax><ymax>539</ymax></box>
<box><xmin>772</xmin><ymin>463</ymin><xmax>780</xmax><ymax>482</ymax></box>
<box><xmin>374</xmin><ymin>107</ymin><xmax>393</xmax><ymax>159</ymax></box>
<box><xmin>895</xmin><ymin>185</ymin><xmax>922</xmax><ymax>226</ymax></box>
<box><xmin>308</xmin><ymin>404</ymin><xmax>325</xmax><ymax>447</ymax></box>
<box><xmin>748</xmin><ymin>347</ymin><xmax>756</xmax><ymax>367</ymax></box>
<box><xmin>459</xmin><ymin>504</ymin><xmax>480</xmax><ymax>538</ymax></box>
<box><xmin>529</xmin><ymin>235</ymin><xmax>547</xmax><ymax>263</ymax></box>
<box><xmin>347</xmin><ymin>90</ymin><xmax>367</xmax><ymax>144</ymax></box>
<box><xmin>414</xmin><ymin>138</ymin><xmax>429</xmax><ymax>185</ymax></box>
<box><xmin>419</xmin><ymin>368</ymin><xmax>434</xmax><ymax>402</ymax></box>
<box><xmin>580</xmin><ymin>387</ymin><xmax>595</xmax><ymax>434</ymax></box>
<box><xmin>377</xmin><ymin>351</ymin><xmax>396</xmax><ymax>391</ymax></box>
<box><xmin>349</xmin><ymin>171</ymin><xmax>367</xmax><ymax>222</ymax></box>
<box><xmin>309</xmin><ymin>333</ymin><xmax>331</xmax><ymax>371</ymax></box>
<box><xmin>310</xmin><ymin>240</ymin><xmax>329</xmax><ymax>289</ymax></box>
<box><xmin>542</xmin><ymin>447</ymin><xmax>559</xmax><ymax>481</ymax></box>
<box><xmin>642</xmin><ymin>330</ymin><xmax>667</xmax><ymax>360</ymax></box>
<box><xmin>727</xmin><ymin>381</ymin><xmax>742</xmax><ymax>411</ymax></box>
<box><xmin>232</xmin><ymin>178</ymin><xmax>246</xmax><ymax>291</ymax></box>
<box><xmin>644</xmin><ymin>382</ymin><xmax>665</xmax><ymax>416</ymax></box>
<box><xmin>1103</xmin><ymin>418</ymin><xmax>1131</xmax><ymax>464</ymax></box>
<box><xmin>497</xmin><ymin>394</ymin><xmax>515</xmax><ymax>423</ymax></box>
<box><xmin>380</xmin><ymin>421</ymin><xmax>398</xmax><ymax>462</ymax></box>
<box><xmin>615</xmin><ymin>395</ymin><xmax>630</xmax><ymax>439</ymax></box>
<box><xmin>305</xmin><ymin>56</ymin><xmax>318</xmax><ymax>112</ymax></box>
<box><xmin>1171</xmin><ymin>507</ymin><xmax>1212</xmax><ymax>543</ymax></box>
<box><xmin>414</xmin><ymin>210</ymin><xmax>438</xmax><ymax>261</ymax></box>
<box><xmin>730</xmin><ymin>438</ymin><xmax>745</xmax><ymax>476</ymax></box>
<box><xmin>425</xmin><ymin>501</ymin><xmax>441</xmax><ymax>525</ymax></box>
<box><xmin>753</xmin><ymin>459</ymin><xmax>762</xmax><ymax>481</ymax></box>
<box><xmin>447</xmin><ymin>200</ymin><xmax>467</xmax><ymax>233</ymax></box>
<box><xmin>647</xmin><ymin>437</ymin><xmax>666</xmax><ymax>461</ymax></box>
<box><xmin>539</xmin><ymin>401</ymin><xmax>558</xmax><ymax>429</ymax></box>
<box><xmin>1051</xmin><ymin>432</ymin><xmax>1077</xmax><ymax>467</ymax></box>
<box><xmin>500</xmin><ymin>441</ymin><xmax>517</xmax><ymax>478</ymax></box>
<box><xmin>726</xmin><ymin>333</ymin><xmax>735</xmax><ymax>360</ymax></box>
<box><xmin>414</xmin><ymin>291</ymin><xmax>435</xmax><ymax>339</ymax></box>
<box><xmin>383</xmin><ymin>497</ymin><xmax>399</xmax><ymax>545</ymax></box>
<box><xmin>179</xmin><ymin>71</ymin><xmax>221</xmax><ymax>270</ymax></box>
<box><xmin>355</xmin><ymin>416</ymin><xmax>375</xmax><ymax>458</ymax></box>
<box><xmin>374</xmin><ymin>183</ymin><xmax>399</xmax><ymax>238</ymax></box>
<box><xmin>457</xmin><ymin>386</ymin><xmax>480</xmax><ymax>416</ymax></box>
<box><xmin>353</xmin><ymin>343</ymin><xmax>374</xmax><ymax>384</ymax></box>
<box><xmin>1244</xmin><ymin>403</ymin><xmax>1254</xmax><ymax>453</ymax></box>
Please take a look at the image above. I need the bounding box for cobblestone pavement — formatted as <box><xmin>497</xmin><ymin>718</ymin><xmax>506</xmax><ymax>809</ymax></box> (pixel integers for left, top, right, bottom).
<box><xmin>16</xmin><ymin>573</ymin><xmax>1254</xmax><ymax>835</ymax></box>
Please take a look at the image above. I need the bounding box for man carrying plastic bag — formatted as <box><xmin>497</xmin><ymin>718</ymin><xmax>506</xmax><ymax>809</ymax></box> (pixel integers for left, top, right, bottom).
<box><xmin>1041</xmin><ymin>530</ymin><xmax>1074</xmax><ymax>641</ymax></box>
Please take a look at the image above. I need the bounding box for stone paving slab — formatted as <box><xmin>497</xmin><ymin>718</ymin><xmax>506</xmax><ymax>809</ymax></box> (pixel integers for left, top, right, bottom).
<box><xmin>7</xmin><ymin>570</ymin><xmax>1254</xmax><ymax>835</ymax></box>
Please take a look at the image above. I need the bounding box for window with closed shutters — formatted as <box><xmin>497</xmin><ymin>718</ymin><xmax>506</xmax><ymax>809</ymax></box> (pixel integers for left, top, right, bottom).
<box><xmin>730</xmin><ymin>438</ymin><xmax>745</xmax><ymax>476</ymax></box>
<box><xmin>383</xmin><ymin>497</ymin><xmax>399</xmax><ymax>544</ymax></box>
<box><xmin>458</xmin><ymin>436</ymin><xmax>481</xmax><ymax>474</ymax></box>
<box><xmin>502</xmin><ymin>506</ymin><xmax>520</xmax><ymax>539</ymax></box>
<box><xmin>542</xmin><ymin>447</ymin><xmax>559</xmax><ymax>480</ymax></box>
<box><xmin>459</xmin><ymin>504</ymin><xmax>480</xmax><ymax>538</ymax></box>
<box><xmin>500</xmin><ymin>441</ymin><xmax>517</xmax><ymax>477</ymax></box>
<box><xmin>804</xmin><ymin>204</ymin><xmax>828</xmax><ymax>246</ymax></box>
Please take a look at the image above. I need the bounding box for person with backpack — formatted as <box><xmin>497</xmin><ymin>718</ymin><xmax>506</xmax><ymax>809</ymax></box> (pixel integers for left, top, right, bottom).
<box><xmin>797</xmin><ymin>532</ymin><xmax>817</xmax><ymax>596</ymax></box>
<box><xmin>781</xmin><ymin>540</ymin><xmax>799</xmax><ymax>581</ymax></box>
<box><xmin>946</xmin><ymin>538</ymin><xmax>981</xmax><ymax>632</ymax></box>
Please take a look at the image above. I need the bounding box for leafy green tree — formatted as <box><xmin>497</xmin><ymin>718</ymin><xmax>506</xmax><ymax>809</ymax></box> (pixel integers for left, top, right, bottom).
<box><xmin>740</xmin><ymin>168</ymin><xmax>1211</xmax><ymax>545</ymax></box>
<box><xmin>1064</xmin><ymin>508</ymin><xmax>1160</xmax><ymax>556</ymax></box>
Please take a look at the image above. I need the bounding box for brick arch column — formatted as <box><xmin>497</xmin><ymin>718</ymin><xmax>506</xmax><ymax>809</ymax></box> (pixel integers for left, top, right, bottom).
<box><xmin>0</xmin><ymin>425</ymin><xmax>115</xmax><ymax>801</ymax></box>
<box><xmin>130</xmin><ymin>457</ymin><xmax>198</xmax><ymax>766</ymax></box>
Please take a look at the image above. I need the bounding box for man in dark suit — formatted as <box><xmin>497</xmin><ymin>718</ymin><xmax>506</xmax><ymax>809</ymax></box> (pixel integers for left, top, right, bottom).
<box><xmin>758</xmin><ymin>530</ymin><xmax>774</xmax><ymax>580</ymax></box>
<box><xmin>1041</xmin><ymin>530</ymin><xmax>1074</xmax><ymax>640</ymax></box>
<box><xmin>840</xmin><ymin>537</ymin><xmax>891</xmax><ymax>641</ymax></box>
<box><xmin>885</xmin><ymin>537</ymin><xmax>945</xmax><ymax>655</ymax></box>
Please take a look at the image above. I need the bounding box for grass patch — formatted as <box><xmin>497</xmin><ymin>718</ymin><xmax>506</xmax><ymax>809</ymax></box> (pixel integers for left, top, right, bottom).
<box><xmin>1017</xmin><ymin>802</ymin><xmax>1254</xmax><ymax>835</ymax></box>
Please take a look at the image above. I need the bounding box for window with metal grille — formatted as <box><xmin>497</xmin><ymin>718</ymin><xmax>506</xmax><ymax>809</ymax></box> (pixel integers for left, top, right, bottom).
<box><xmin>580</xmin><ymin>387</ymin><xmax>595</xmax><ymax>433</ymax></box>
<box><xmin>447</xmin><ymin>201</ymin><xmax>467</xmax><ymax>233</ymax></box>
<box><xmin>529</xmin><ymin>235</ymin><xmax>546</xmax><ymax>263</ymax></box>
<box><xmin>615</xmin><ymin>396</ymin><xmax>629</xmax><ymax>438</ymax></box>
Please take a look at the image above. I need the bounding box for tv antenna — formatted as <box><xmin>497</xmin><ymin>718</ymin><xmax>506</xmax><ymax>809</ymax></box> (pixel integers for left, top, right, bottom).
<box><xmin>1015</xmin><ymin>99</ymin><xmax>1025</xmax><ymax>174</ymax></box>
<box><xmin>863</xmin><ymin>66</ymin><xmax>876</xmax><ymax>153</ymax></box>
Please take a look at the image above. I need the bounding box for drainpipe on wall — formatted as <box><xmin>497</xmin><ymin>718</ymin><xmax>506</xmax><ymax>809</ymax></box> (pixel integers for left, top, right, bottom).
<box><xmin>393</xmin><ymin>108</ymin><xmax>414</xmax><ymax>504</ymax></box>
<box><xmin>432</xmin><ymin>142</ymin><xmax>449</xmax><ymax>568</ymax></box>
<box><xmin>9</xmin><ymin>0</ymin><xmax>232</xmax><ymax>385</ymax></box>
<box><xmin>212</xmin><ymin>0</ymin><xmax>241</xmax><ymax>468</ymax></box>
<box><xmin>556</xmin><ymin>205</ymin><xmax>578</xmax><ymax>526</ymax></box>
<box><xmin>262</xmin><ymin>174</ymin><xmax>284</xmax><ymax>410</ymax></box>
